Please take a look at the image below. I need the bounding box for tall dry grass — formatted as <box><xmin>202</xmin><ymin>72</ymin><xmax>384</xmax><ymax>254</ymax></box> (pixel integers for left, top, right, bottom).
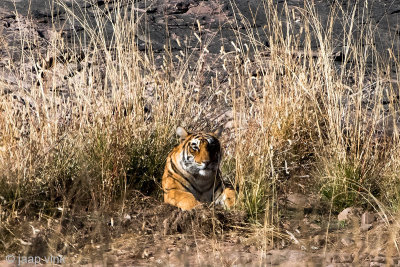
<box><xmin>0</xmin><ymin>0</ymin><xmax>400</xmax><ymax>259</ymax></box>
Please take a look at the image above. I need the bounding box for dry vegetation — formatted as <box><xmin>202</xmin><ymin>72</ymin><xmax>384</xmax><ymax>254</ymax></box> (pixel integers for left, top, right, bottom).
<box><xmin>1</xmin><ymin>0</ymin><xmax>400</xmax><ymax>264</ymax></box>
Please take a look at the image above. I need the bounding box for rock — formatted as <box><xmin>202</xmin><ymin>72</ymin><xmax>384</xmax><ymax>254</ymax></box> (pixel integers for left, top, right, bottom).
<box><xmin>391</xmin><ymin>257</ymin><xmax>400</xmax><ymax>265</ymax></box>
<box><xmin>338</xmin><ymin>207</ymin><xmax>360</xmax><ymax>222</ymax></box>
<box><xmin>141</xmin><ymin>248</ymin><xmax>152</xmax><ymax>259</ymax></box>
<box><xmin>312</xmin><ymin>235</ymin><xmax>325</xmax><ymax>246</ymax></box>
<box><xmin>123</xmin><ymin>214</ymin><xmax>131</xmax><ymax>221</ymax></box>
<box><xmin>361</xmin><ymin>212</ymin><xmax>375</xmax><ymax>225</ymax></box>
<box><xmin>334</xmin><ymin>253</ymin><xmax>354</xmax><ymax>263</ymax></box>
<box><xmin>360</xmin><ymin>224</ymin><xmax>373</xmax><ymax>232</ymax></box>
<box><xmin>310</xmin><ymin>223</ymin><xmax>321</xmax><ymax>230</ymax></box>
<box><xmin>266</xmin><ymin>250</ymin><xmax>309</xmax><ymax>265</ymax></box>
<box><xmin>372</xmin><ymin>255</ymin><xmax>386</xmax><ymax>263</ymax></box>
<box><xmin>341</xmin><ymin>236</ymin><xmax>354</xmax><ymax>247</ymax></box>
<box><xmin>326</xmin><ymin>253</ymin><xmax>354</xmax><ymax>263</ymax></box>
<box><xmin>370</xmin><ymin>263</ymin><xmax>385</xmax><ymax>267</ymax></box>
<box><xmin>224</xmin><ymin>120</ymin><xmax>234</xmax><ymax>130</ymax></box>
<box><xmin>286</xmin><ymin>193</ymin><xmax>309</xmax><ymax>210</ymax></box>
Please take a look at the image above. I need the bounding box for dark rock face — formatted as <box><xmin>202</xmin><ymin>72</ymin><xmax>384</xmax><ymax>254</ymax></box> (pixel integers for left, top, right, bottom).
<box><xmin>2</xmin><ymin>0</ymin><xmax>400</xmax><ymax>72</ymax></box>
<box><xmin>1</xmin><ymin>0</ymin><xmax>399</xmax><ymax>138</ymax></box>
<box><xmin>1</xmin><ymin>0</ymin><xmax>399</xmax><ymax>122</ymax></box>
<box><xmin>1</xmin><ymin>0</ymin><xmax>399</xmax><ymax>60</ymax></box>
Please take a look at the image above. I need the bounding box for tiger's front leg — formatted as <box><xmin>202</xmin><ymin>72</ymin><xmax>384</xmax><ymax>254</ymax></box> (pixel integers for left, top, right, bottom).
<box><xmin>164</xmin><ymin>189</ymin><xmax>201</xmax><ymax>210</ymax></box>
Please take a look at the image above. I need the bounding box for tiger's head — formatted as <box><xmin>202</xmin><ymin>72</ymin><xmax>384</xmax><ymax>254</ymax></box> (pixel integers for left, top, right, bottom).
<box><xmin>176</xmin><ymin>126</ymin><xmax>223</xmax><ymax>177</ymax></box>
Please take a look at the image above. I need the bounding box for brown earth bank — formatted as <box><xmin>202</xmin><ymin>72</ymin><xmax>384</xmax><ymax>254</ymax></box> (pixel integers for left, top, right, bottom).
<box><xmin>1</xmin><ymin>191</ymin><xmax>400</xmax><ymax>266</ymax></box>
<box><xmin>1</xmin><ymin>0</ymin><xmax>400</xmax><ymax>266</ymax></box>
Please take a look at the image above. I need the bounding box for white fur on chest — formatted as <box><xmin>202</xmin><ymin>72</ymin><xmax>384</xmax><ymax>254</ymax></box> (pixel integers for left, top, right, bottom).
<box><xmin>175</xmin><ymin>151</ymin><xmax>221</xmax><ymax>202</ymax></box>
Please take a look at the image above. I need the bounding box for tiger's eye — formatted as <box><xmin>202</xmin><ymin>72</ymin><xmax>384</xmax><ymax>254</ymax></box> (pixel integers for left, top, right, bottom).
<box><xmin>190</xmin><ymin>143</ymin><xmax>199</xmax><ymax>151</ymax></box>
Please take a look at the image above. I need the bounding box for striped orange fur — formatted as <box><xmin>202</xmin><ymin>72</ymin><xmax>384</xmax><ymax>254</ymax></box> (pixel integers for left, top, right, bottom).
<box><xmin>162</xmin><ymin>127</ymin><xmax>235</xmax><ymax>210</ymax></box>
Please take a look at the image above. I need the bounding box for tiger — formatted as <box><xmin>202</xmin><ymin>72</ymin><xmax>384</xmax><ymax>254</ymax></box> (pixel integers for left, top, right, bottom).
<box><xmin>162</xmin><ymin>126</ymin><xmax>235</xmax><ymax>210</ymax></box>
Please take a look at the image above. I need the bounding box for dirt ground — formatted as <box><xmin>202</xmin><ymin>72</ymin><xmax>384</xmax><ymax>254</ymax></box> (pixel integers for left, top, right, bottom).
<box><xmin>2</xmin><ymin>191</ymin><xmax>399</xmax><ymax>266</ymax></box>
<box><xmin>80</xmin><ymin>192</ymin><xmax>400</xmax><ymax>266</ymax></box>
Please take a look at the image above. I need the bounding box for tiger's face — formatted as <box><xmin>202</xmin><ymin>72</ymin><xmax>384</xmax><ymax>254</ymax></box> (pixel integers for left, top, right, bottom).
<box><xmin>176</xmin><ymin>127</ymin><xmax>222</xmax><ymax>177</ymax></box>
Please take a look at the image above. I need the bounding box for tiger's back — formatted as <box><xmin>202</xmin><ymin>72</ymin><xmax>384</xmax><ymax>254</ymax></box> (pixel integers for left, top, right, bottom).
<box><xmin>162</xmin><ymin>127</ymin><xmax>235</xmax><ymax>210</ymax></box>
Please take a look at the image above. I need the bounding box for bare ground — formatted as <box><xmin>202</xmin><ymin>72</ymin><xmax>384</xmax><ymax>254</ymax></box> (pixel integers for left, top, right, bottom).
<box><xmin>2</xmin><ymin>190</ymin><xmax>400</xmax><ymax>266</ymax></box>
<box><xmin>77</xmin><ymin>192</ymin><xmax>400</xmax><ymax>266</ymax></box>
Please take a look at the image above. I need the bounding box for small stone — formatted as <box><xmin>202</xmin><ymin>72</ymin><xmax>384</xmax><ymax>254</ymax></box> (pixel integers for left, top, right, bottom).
<box><xmin>310</xmin><ymin>223</ymin><xmax>321</xmax><ymax>230</ymax></box>
<box><xmin>141</xmin><ymin>249</ymin><xmax>152</xmax><ymax>259</ymax></box>
<box><xmin>370</xmin><ymin>262</ymin><xmax>385</xmax><ymax>267</ymax></box>
<box><xmin>372</xmin><ymin>255</ymin><xmax>386</xmax><ymax>263</ymax></box>
<box><xmin>286</xmin><ymin>193</ymin><xmax>311</xmax><ymax>210</ymax></box>
<box><xmin>224</xmin><ymin>120</ymin><xmax>234</xmax><ymax>129</ymax></box>
<box><xmin>392</xmin><ymin>257</ymin><xmax>400</xmax><ymax>264</ymax></box>
<box><xmin>313</xmin><ymin>235</ymin><xmax>325</xmax><ymax>246</ymax></box>
<box><xmin>341</xmin><ymin>236</ymin><xmax>355</xmax><ymax>247</ymax></box>
<box><xmin>288</xmin><ymin>193</ymin><xmax>307</xmax><ymax>206</ymax></box>
<box><xmin>282</xmin><ymin>220</ymin><xmax>291</xmax><ymax>230</ymax></box>
<box><xmin>327</xmin><ymin>253</ymin><xmax>354</xmax><ymax>263</ymax></box>
<box><xmin>334</xmin><ymin>253</ymin><xmax>354</xmax><ymax>263</ymax></box>
<box><xmin>361</xmin><ymin>212</ymin><xmax>375</xmax><ymax>225</ymax></box>
<box><xmin>360</xmin><ymin>224</ymin><xmax>373</xmax><ymax>232</ymax></box>
<box><xmin>338</xmin><ymin>207</ymin><xmax>359</xmax><ymax>221</ymax></box>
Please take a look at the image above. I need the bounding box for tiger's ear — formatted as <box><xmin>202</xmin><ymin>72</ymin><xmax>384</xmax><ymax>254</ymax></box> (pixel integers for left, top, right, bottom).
<box><xmin>214</xmin><ymin>126</ymin><xmax>223</xmax><ymax>137</ymax></box>
<box><xmin>176</xmin><ymin>126</ymin><xmax>189</xmax><ymax>141</ymax></box>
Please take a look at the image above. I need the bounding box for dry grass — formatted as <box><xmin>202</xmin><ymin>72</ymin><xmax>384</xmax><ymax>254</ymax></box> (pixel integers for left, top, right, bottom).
<box><xmin>1</xmin><ymin>0</ymin><xmax>400</xmax><ymax>263</ymax></box>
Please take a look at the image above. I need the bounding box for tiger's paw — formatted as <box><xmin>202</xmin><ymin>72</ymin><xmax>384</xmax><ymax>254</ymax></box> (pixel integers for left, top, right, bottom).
<box><xmin>178</xmin><ymin>199</ymin><xmax>202</xmax><ymax>211</ymax></box>
<box><xmin>223</xmin><ymin>188</ymin><xmax>236</xmax><ymax>209</ymax></box>
<box><xmin>164</xmin><ymin>190</ymin><xmax>201</xmax><ymax>211</ymax></box>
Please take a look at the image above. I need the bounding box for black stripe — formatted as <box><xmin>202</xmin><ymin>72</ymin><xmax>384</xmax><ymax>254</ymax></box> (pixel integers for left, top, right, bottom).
<box><xmin>171</xmin><ymin>177</ymin><xmax>195</xmax><ymax>194</ymax></box>
<box><xmin>167</xmin><ymin>170</ymin><xmax>176</xmax><ymax>177</ymax></box>
<box><xmin>169</xmin><ymin>159</ymin><xmax>202</xmax><ymax>194</ymax></box>
<box><xmin>184</xmin><ymin>141</ymin><xmax>190</xmax><ymax>159</ymax></box>
<box><xmin>167</xmin><ymin>169</ymin><xmax>193</xmax><ymax>188</ymax></box>
<box><xmin>166</xmin><ymin>169</ymin><xmax>192</xmax><ymax>193</ymax></box>
<box><xmin>169</xmin><ymin>159</ymin><xmax>186</xmax><ymax>179</ymax></box>
<box><xmin>163</xmin><ymin>178</ymin><xmax>192</xmax><ymax>194</ymax></box>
